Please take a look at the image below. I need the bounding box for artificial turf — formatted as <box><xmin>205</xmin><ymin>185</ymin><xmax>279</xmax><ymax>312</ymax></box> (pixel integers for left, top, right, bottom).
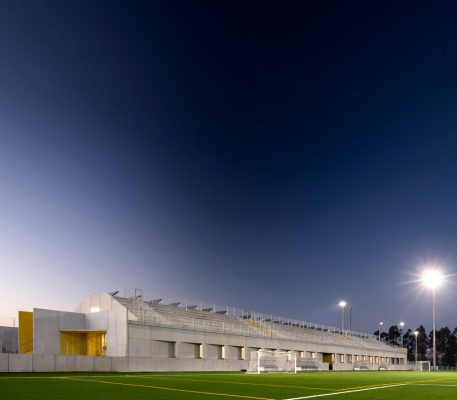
<box><xmin>0</xmin><ymin>371</ymin><xmax>456</xmax><ymax>400</ymax></box>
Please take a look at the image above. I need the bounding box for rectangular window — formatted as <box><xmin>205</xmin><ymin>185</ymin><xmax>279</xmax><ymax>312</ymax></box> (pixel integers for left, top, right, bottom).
<box><xmin>199</xmin><ymin>344</ymin><xmax>203</xmax><ymax>359</ymax></box>
<box><xmin>311</xmin><ymin>352</ymin><xmax>316</xmax><ymax>359</ymax></box>
<box><xmin>299</xmin><ymin>351</ymin><xmax>304</xmax><ymax>358</ymax></box>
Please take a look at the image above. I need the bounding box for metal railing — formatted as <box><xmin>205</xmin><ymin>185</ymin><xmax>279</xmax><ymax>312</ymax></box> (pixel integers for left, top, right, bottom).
<box><xmin>122</xmin><ymin>289</ymin><xmax>375</xmax><ymax>337</ymax></box>
<box><xmin>119</xmin><ymin>289</ymin><xmax>399</xmax><ymax>350</ymax></box>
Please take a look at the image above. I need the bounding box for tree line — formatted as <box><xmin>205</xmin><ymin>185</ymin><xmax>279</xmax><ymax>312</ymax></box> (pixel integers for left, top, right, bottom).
<box><xmin>374</xmin><ymin>325</ymin><xmax>457</xmax><ymax>366</ymax></box>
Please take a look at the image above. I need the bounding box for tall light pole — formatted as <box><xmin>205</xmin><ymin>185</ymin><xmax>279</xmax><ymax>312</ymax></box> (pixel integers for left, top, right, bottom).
<box><xmin>414</xmin><ymin>331</ymin><xmax>419</xmax><ymax>366</ymax></box>
<box><xmin>379</xmin><ymin>321</ymin><xmax>384</xmax><ymax>341</ymax></box>
<box><xmin>421</xmin><ymin>269</ymin><xmax>444</xmax><ymax>371</ymax></box>
<box><xmin>338</xmin><ymin>301</ymin><xmax>347</xmax><ymax>332</ymax></box>
<box><xmin>399</xmin><ymin>321</ymin><xmax>405</xmax><ymax>347</ymax></box>
<box><xmin>348</xmin><ymin>307</ymin><xmax>352</xmax><ymax>333</ymax></box>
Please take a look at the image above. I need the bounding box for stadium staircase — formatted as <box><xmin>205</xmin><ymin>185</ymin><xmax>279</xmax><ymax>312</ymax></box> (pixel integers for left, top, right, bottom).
<box><xmin>243</xmin><ymin>319</ymin><xmax>276</xmax><ymax>338</ymax></box>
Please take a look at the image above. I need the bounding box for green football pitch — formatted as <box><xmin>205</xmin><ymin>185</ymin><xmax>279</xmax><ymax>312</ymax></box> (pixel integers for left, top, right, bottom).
<box><xmin>1</xmin><ymin>371</ymin><xmax>456</xmax><ymax>399</ymax></box>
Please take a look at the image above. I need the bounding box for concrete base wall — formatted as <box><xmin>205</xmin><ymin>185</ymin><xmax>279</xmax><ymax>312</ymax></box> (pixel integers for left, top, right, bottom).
<box><xmin>1</xmin><ymin>354</ymin><xmax>410</xmax><ymax>372</ymax></box>
<box><xmin>32</xmin><ymin>355</ymin><xmax>55</xmax><ymax>372</ymax></box>
<box><xmin>9</xmin><ymin>354</ymin><xmax>33</xmax><ymax>372</ymax></box>
<box><xmin>0</xmin><ymin>353</ymin><xmax>8</xmax><ymax>372</ymax></box>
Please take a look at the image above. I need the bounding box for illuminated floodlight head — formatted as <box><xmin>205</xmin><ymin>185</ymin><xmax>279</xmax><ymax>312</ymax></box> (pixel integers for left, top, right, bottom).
<box><xmin>421</xmin><ymin>269</ymin><xmax>444</xmax><ymax>290</ymax></box>
<box><xmin>414</xmin><ymin>331</ymin><xmax>419</xmax><ymax>337</ymax></box>
<box><xmin>379</xmin><ymin>321</ymin><xmax>384</xmax><ymax>326</ymax></box>
<box><xmin>399</xmin><ymin>321</ymin><xmax>405</xmax><ymax>328</ymax></box>
<box><xmin>338</xmin><ymin>301</ymin><xmax>347</xmax><ymax>308</ymax></box>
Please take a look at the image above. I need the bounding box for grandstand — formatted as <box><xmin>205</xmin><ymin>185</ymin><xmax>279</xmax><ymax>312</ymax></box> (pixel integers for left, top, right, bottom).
<box><xmin>0</xmin><ymin>290</ymin><xmax>407</xmax><ymax>372</ymax></box>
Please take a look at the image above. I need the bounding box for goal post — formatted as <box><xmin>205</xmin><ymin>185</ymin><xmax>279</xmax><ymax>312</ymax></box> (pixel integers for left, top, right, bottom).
<box><xmin>417</xmin><ymin>361</ymin><xmax>431</xmax><ymax>372</ymax></box>
<box><xmin>247</xmin><ymin>349</ymin><xmax>297</xmax><ymax>374</ymax></box>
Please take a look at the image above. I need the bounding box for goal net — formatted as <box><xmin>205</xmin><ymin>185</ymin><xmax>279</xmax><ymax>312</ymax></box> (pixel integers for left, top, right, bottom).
<box><xmin>417</xmin><ymin>361</ymin><xmax>431</xmax><ymax>371</ymax></box>
<box><xmin>247</xmin><ymin>350</ymin><xmax>297</xmax><ymax>374</ymax></box>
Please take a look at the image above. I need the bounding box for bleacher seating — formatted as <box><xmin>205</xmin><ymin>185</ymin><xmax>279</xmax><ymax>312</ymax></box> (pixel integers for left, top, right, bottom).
<box><xmin>116</xmin><ymin>297</ymin><xmax>269</xmax><ymax>337</ymax></box>
<box><xmin>115</xmin><ymin>296</ymin><xmax>397</xmax><ymax>351</ymax></box>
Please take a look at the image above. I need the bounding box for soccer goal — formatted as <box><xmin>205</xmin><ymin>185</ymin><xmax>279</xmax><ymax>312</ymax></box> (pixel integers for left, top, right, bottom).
<box><xmin>417</xmin><ymin>361</ymin><xmax>431</xmax><ymax>371</ymax></box>
<box><xmin>247</xmin><ymin>350</ymin><xmax>297</xmax><ymax>374</ymax></box>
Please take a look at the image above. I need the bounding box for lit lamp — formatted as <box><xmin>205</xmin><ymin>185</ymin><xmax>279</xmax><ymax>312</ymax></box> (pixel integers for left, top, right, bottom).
<box><xmin>399</xmin><ymin>321</ymin><xmax>405</xmax><ymax>347</ymax></box>
<box><xmin>421</xmin><ymin>269</ymin><xmax>444</xmax><ymax>371</ymax></box>
<box><xmin>338</xmin><ymin>301</ymin><xmax>347</xmax><ymax>332</ymax></box>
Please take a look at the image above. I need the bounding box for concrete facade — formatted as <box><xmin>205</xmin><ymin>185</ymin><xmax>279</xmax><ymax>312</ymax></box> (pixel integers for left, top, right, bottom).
<box><xmin>0</xmin><ymin>353</ymin><xmax>412</xmax><ymax>373</ymax></box>
<box><xmin>124</xmin><ymin>323</ymin><xmax>406</xmax><ymax>372</ymax></box>
<box><xmin>5</xmin><ymin>292</ymin><xmax>407</xmax><ymax>373</ymax></box>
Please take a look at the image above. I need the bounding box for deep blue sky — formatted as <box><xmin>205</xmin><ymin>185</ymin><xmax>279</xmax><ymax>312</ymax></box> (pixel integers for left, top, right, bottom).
<box><xmin>1</xmin><ymin>1</ymin><xmax>457</xmax><ymax>333</ymax></box>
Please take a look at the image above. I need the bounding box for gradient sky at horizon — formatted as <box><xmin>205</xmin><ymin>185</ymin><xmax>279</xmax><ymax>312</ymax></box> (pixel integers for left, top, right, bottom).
<box><xmin>1</xmin><ymin>1</ymin><xmax>457</xmax><ymax>333</ymax></box>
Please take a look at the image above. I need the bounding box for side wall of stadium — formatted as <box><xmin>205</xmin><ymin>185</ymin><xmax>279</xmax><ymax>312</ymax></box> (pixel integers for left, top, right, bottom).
<box><xmin>0</xmin><ymin>292</ymin><xmax>407</xmax><ymax>372</ymax></box>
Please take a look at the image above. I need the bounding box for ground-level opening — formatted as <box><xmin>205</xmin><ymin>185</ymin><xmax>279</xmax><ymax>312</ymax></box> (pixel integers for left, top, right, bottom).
<box><xmin>323</xmin><ymin>353</ymin><xmax>334</xmax><ymax>370</ymax></box>
<box><xmin>60</xmin><ymin>330</ymin><xmax>107</xmax><ymax>356</ymax></box>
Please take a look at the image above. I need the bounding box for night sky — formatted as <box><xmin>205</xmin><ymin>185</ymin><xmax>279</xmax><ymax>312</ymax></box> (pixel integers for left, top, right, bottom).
<box><xmin>1</xmin><ymin>1</ymin><xmax>457</xmax><ymax>333</ymax></box>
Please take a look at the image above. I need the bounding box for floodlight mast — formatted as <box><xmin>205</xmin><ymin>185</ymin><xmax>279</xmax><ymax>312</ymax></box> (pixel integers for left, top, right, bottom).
<box><xmin>399</xmin><ymin>321</ymin><xmax>405</xmax><ymax>347</ymax></box>
<box><xmin>421</xmin><ymin>269</ymin><xmax>444</xmax><ymax>371</ymax></box>
<box><xmin>414</xmin><ymin>331</ymin><xmax>419</xmax><ymax>366</ymax></box>
<box><xmin>378</xmin><ymin>321</ymin><xmax>383</xmax><ymax>341</ymax></box>
<box><xmin>338</xmin><ymin>301</ymin><xmax>347</xmax><ymax>331</ymax></box>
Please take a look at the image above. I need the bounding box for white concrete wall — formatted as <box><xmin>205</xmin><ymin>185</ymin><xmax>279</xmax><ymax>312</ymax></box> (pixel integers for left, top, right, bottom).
<box><xmin>34</xmin><ymin>309</ymin><xmax>85</xmax><ymax>355</ymax></box>
<box><xmin>107</xmin><ymin>308</ymin><xmax>128</xmax><ymax>357</ymax></box>
<box><xmin>77</xmin><ymin>292</ymin><xmax>127</xmax><ymax>314</ymax></box>
<box><xmin>145</xmin><ymin>324</ymin><xmax>406</xmax><ymax>362</ymax></box>
<box><xmin>0</xmin><ymin>353</ymin><xmax>411</xmax><ymax>372</ymax></box>
<box><xmin>34</xmin><ymin>306</ymin><xmax>127</xmax><ymax>358</ymax></box>
<box><xmin>179</xmin><ymin>342</ymin><xmax>199</xmax><ymax>359</ymax></box>
<box><xmin>85</xmin><ymin>311</ymin><xmax>109</xmax><ymax>331</ymax></box>
<box><xmin>9</xmin><ymin>354</ymin><xmax>33</xmax><ymax>372</ymax></box>
<box><xmin>32</xmin><ymin>354</ymin><xmax>55</xmax><ymax>372</ymax></box>
<box><xmin>0</xmin><ymin>354</ymin><xmax>113</xmax><ymax>372</ymax></box>
<box><xmin>151</xmin><ymin>340</ymin><xmax>175</xmax><ymax>358</ymax></box>
<box><xmin>0</xmin><ymin>353</ymin><xmax>8</xmax><ymax>372</ymax></box>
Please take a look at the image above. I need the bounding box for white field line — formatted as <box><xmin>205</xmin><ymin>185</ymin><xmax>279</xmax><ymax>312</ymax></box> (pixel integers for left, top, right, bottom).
<box><xmin>282</xmin><ymin>383</ymin><xmax>408</xmax><ymax>400</ymax></box>
<box><xmin>412</xmin><ymin>383</ymin><xmax>457</xmax><ymax>387</ymax></box>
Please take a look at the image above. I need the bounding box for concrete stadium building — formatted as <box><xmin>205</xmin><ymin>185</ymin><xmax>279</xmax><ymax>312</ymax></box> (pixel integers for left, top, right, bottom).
<box><xmin>0</xmin><ymin>291</ymin><xmax>407</xmax><ymax>372</ymax></box>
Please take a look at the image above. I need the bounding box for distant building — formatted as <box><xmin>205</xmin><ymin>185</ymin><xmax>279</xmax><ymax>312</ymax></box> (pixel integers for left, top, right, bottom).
<box><xmin>0</xmin><ymin>326</ymin><xmax>18</xmax><ymax>353</ymax></box>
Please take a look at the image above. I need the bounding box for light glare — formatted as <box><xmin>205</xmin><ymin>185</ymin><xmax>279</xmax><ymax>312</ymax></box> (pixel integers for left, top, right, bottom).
<box><xmin>338</xmin><ymin>301</ymin><xmax>347</xmax><ymax>308</ymax></box>
<box><xmin>421</xmin><ymin>269</ymin><xmax>444</xmax><ymax>289</ymax></box>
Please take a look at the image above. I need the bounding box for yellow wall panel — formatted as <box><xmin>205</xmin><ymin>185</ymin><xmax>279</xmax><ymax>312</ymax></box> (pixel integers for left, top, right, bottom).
<box><xmin>60</xmin><ymin>332</ymin><xmax>87</xmax><ymax>355</ymax></box>
<box><xmin>60</xmin><ymin>331</ymin><xmax>106</xmax><ymax>356</ymax></box>
<box><xmin>86</xmin><ymin>332</ymin><xmax>107</xmax><ymax>356</ymax></box>
<box><xmin>18</xmin><ymin>311</ymin><xmax>33</xmax><ymax>354</ymax></box>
